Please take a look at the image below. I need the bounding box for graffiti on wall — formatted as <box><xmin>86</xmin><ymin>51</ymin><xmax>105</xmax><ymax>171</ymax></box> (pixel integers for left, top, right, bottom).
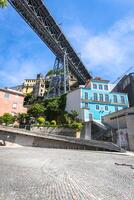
<box><xmin>116</xmin><ymin>129</ymin><xmax>129</xmax><ymax>149</ymax></box>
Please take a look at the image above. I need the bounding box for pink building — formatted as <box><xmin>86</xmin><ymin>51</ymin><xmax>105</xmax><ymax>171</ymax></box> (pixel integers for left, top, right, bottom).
<box><xmin>0</xmin><ymin>88</ymin><xmax>27</xmax><ymax>116</ymax></box>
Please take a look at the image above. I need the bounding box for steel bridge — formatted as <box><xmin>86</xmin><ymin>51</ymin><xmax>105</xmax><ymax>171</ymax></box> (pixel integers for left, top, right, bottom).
<box><xmin>8</xmin><ymin>0</ymin><xmax>91</xmax><ymax>84</ymax></box>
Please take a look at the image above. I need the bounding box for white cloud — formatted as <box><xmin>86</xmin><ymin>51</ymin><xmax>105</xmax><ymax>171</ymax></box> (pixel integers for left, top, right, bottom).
<box><xmin>67</xmin><ymin>16</ymin><xmax>134</xmax><ymax>81</ymax></box>
<box><xmin>0</xmin><ymin>58</ymin><xmax>49</xmax><ymax>87</ymax></box>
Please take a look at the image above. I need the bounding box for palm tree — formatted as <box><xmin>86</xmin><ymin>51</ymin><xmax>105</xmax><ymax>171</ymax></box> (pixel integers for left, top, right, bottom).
<box><xmin>0</xmin><ymin>0</ymin><xmax>8</xmax><ymax>8</ymax></box>
<box><xmin>70</xmin><ymin>110</ymin><xmax>79</xmax><ymax>121</ymax></box>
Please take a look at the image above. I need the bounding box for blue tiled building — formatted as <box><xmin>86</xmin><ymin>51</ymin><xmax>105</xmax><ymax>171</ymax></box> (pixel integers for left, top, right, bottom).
<box><xmin>66</xmin><ymin>78</ymin><xmax>129</xmax><ymax>123</ymax></box>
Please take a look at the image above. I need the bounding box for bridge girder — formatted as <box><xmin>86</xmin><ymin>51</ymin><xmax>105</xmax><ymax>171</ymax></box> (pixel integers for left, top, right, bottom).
<box><xmin>8</xmin><ymin>0</ymin><xmax>91</xmax><ymax>84</ymax></box>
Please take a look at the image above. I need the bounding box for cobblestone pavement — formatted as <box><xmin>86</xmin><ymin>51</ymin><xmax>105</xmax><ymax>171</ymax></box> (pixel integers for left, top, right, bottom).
<box><xmin>0</xmin><ymin>147</ymin><xmax>134</xmax><ymax>200</ymax></box>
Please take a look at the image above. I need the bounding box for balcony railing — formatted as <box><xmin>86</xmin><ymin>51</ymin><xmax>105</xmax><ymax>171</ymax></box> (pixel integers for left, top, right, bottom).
<box><xmin>81</xmin><ymin>98</ymin><xmax>127</xmax><ymax>106</ymax></box>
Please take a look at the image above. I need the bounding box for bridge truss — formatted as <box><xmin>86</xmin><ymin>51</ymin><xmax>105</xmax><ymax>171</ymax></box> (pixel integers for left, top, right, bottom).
<box><xmin>8</xmin><ymin>0</ymin><xmax>91</xmax><ymax>95</ymax></box>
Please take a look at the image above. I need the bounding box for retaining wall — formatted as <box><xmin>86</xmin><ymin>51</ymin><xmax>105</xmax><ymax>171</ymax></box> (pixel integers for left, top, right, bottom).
<box><xmin>0</xmin><ymin>127</ymin><xmax>122</xmax><ymax>152</ymax></box>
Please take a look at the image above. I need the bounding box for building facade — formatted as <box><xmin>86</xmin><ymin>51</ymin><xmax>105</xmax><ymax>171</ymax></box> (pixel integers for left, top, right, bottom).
<box><xmin>113</xmin><ymin>73</ymin><xmax>134</xmax><ymax>107</ymax></box>
<box><xmin>66</xmin><ymin>78</ymin><xmax>129</xmax><ymax>123</ymax></box>
<box><xmin>33</xmin><ymin>74</ymin><xmax>45</xmax><ymax>97</ymax></box>
<box><xmin>22</xmin><ymin>79</ymin><xmax>36</xmax><ymax>95</ymax></box>
<box><xmin>0</xmin><ymin>88</ymin><xmax>27</xmax><ymax>116</ymax></box>
<box><xmin>103</xmin><ymin>107</ymin><xmax>134</xmax><ymax>151</ymax></box>
<box><xmin>10</xmin><ymin>74</ymin><xmax>46</xmax><ymax>97</ymax></box>
<box><xmin>10</xmin><ymin>79</ymin><xmax>36</xmax><ymax>95</ymax></box>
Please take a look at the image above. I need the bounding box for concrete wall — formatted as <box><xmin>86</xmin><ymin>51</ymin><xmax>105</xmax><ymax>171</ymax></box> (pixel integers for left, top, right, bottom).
<box><xmin>66</xmin><ymin>89</ymin><xmax>82</xmax><ymax>119</ymax></box>
<box><xmin>126</xmin><ymin>115</ymin><xmax>134</xmax><ymax>151</ymax></box>
<box><xmin>0</xmin><ymin>127</ymin><xmax>122</xmax><ymax>152</ymax></box>
<box><xmin>81</xmin><ymin>122</ymin><xmax>91</xmax><ymax>140</ymax></box>
<box><xmin>103</xmin><ymin>108</ymin><xmax>134</xmax><ymax>152</ymax></box>
<box><xmin>0</xmin><ymin>130</ymin><xmax>90</xmax><ymax>150</ymax></box>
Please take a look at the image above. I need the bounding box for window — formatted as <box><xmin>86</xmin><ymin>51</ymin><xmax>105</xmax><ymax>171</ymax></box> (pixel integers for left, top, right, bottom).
<box><xmin>96</xmin><ymin>105</ymin><xmax>99</xmax><ymax>110</ymax></box>
<box><xmin>104</xmin><ymin>85</ymin><xmax>108</xmax><ymax>90</ymax></box>
<box><xmin>93</xmin><ymin>84</ymin><xmax>97</xmax><ymax>89</ymax></box>
<box><xmin>85</xmin><ymin>92</ymin><xmax>88</xmax><ymax>100</ymax></box>
<box><xmin>113</xmin><ymin>95</ymin><xmax>118</xmax><ymax>103</ymax></box>
<box><xmin>85</xmin><ymin>103</ymin><xmax>88</xmax><ymax>109</ymax></box>
<box><xmin>105</xmin><ymin>106</ymin><xmax>108</xmax><ymax>111</ymax></box>
<box><xmin>4</xmin><ymin>93</ymin><xmax>10</xmax><ymax>99</ymax></box>
<box><xmin>121</xmin><ymin>96</ymin><xmax>125</xmax><ymax>104</ymax></box>
<box><xmin>115</xmin><ymin>106</ymin><xmax>118</xmax><ymax>111</ymax></box>
<box><xmin>105</xmin><ymin>94</ymin><xmax>109</xmax><ymax>102</ymax></box>
<box><xmin>94</xmin><ymin>93</ymin><xmax>98</xmax><ymax>101</ymax></box>
<box><xmin>99</xmin><ymin>94</ymin><xmax>103</xmax><ymax>101</ymax></box>
<box><xmin>12</xmin><ymin>103</ymin><xmax>17</xmax><ymax>109</ymax></box>
<box><xmin>99</xmin><ymin>85</ymin><xmax>103</xmax><ymax>90</ymax></box>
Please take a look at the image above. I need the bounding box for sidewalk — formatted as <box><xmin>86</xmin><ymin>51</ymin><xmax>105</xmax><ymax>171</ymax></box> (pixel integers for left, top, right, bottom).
<box><xmin>125</xmin><ymin>151</ymin><xmax>134</xmax><ymax>157</ymax></box>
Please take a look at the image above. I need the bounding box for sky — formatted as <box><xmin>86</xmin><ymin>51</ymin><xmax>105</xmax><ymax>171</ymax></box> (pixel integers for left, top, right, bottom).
<box><xmin>0</xmin><ymin>0</ymin><xmax>134</xmax><ymax>87</ymax></box>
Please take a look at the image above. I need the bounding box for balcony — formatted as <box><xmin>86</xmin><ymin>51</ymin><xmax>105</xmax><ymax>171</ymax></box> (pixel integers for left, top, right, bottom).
<box><xmin>81</xmin><ymin>98</ymin><xmax>127</xmax><ymax>106</ymax></box>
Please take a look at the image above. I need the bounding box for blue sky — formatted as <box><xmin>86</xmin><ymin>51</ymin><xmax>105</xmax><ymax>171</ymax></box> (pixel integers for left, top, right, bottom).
<box><xmin>0</xmin><ymin>0</ymin><xmax>134</xmax><ymax>87</ymax></box>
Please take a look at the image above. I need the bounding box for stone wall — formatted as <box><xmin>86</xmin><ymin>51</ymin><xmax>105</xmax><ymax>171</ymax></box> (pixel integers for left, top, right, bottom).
<box><xmin>31</xmin><ymin>127</ymin><xmax>77</xmax><ymax>138</ymax></box>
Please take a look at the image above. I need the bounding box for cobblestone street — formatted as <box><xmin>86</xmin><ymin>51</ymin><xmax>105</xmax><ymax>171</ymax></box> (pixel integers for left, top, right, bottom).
<box><xmin>0</xmin><ymin>147</ymin><xmax>134</xmax><ymax>200</ymax></box>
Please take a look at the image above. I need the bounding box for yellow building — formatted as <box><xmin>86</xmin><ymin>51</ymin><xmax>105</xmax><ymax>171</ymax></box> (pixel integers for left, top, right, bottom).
<box><xmin>11</xmin><ymin>73</ymin><xmax>78</xmax><ymax>97</ymax></box>
<box><xmin>22</xmin><ymin>79</ymin><xmax>36</xmax><ymax>95</ymax></box>
<box><xmin>33</xmin><ymin>74</ymin><xmax>46</xmax><ymax>97</ymax></box>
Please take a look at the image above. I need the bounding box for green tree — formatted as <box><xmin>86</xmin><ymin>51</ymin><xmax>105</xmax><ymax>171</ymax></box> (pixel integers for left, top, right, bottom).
<box><xmin>24</xmin><ymin>93</ymin><xmax>35</xmax><ymax>105</ymax></box>
<box><xmin>28</xmin><ymin>103</ymin><xmax>45</xmax><ymax>118</ymax></box>
<box><xmin>43</xmin><ymin>94</ymin><xmax>66</xmax><ymax>123</ymax></box>
<box><xmin>2</xmin><ymin>113</ymin><xmax>15</xmax><ymax>125</ymax></box>
<box><xmin>0</xmin><ymin>0</ymin><xmax>8</xmax><ymax>8</ymax></box>
<box><xmin>46</xmin><ymin>69</ymin><xmax>55</xmax><ymax>77</ymax></box>
<box><xmin>44</xmin><ymin>98</ymin><xmax>61</xmax><ymax>122</ymax></box>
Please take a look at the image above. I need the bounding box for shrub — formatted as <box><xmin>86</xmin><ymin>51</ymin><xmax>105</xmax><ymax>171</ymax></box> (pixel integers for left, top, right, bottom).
<box><xmin>70</xmin><ymin>110</ymin><xmax>79</xmax><ymax>121</ymax></box>
<box><xmin>51</xmin><ymin>120</ymin><xmax>57</xmax><ymax>126</ymax></box>
<box><xmin>0</xmin><ymin>116</ymin><xmax>3</xmax><ymax>124</ymax></box>
<box><xmin>28</xmin><ymin>103</ymin><xmax>45</xmax><ymax>117</ymax></box>
<box><xmin>17</xmin><ymin>113</ymin><xmax>28</xmax><ymax>124</ymax></box>
<box><xmin>2</xmin><ymin>113</ymin><xmax>15</xmax><ymax>126</ymax></box>
<box><xmin>45</xmin><ymin>121</ymin><xmax>50</xmax><ymax>126</ymax></box>
<box><xmin>70</xmin><ymin>122</ymin><xmax>83</xmax><ymax>131</ymax></box>
<box><xmin>37</xmin><ymin>117</ymin><xmax>45</xmax><ymax>125</ymax></box>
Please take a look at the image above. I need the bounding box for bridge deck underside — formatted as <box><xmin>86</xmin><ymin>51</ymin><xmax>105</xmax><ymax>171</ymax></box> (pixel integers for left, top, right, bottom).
<box><xmin>8</xmin><ymin>0</ymin><xmax>91</xmax><ymax>84</ymax></box>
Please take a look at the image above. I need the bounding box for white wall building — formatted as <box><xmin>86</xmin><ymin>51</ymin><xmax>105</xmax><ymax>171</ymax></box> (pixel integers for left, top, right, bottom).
<box><xmin>103</xmin><ymin>107</ymin><xmax>134</xmax><ymax>151</ymax></box>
